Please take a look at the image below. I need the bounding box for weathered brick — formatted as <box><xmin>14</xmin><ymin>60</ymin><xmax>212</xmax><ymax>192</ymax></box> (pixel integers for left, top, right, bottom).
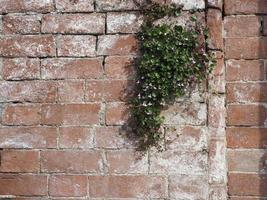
<box><xmin>0</xmin><ymin>150</ymin><xmax>39</xmax><ymax>172</ymax></box>
<box><xmin>0</xmin><ymin>175</ymin><xmax>47</xmax><ymax>196</ymax></box>
<box><xmin>0</xmin><ymin>81</ymin><xmax>57</xmax><ymax>103</ymax></box>
<box><xmin>208</xmin><ymin>95</ymin><xmax>225</xmax><ymax>128</ymax></box>
<box><xmin>97</xmin><ymin>35</ymin><xmax>138</xmax><ymax>56</ymax></box>
<box><xmin>169</xmin><ymin>0</ymin><xmax>205</xmax><ymax>9</ymax></box>
<box><xmin>209</xmin><ymin>186</ymin><xmax>227</xmax><ymax>200</ymax></box>
<box><xmin>106</xmin><ymin>150</ymin><xmax>148</xmax><ymax>174</ymax></box>
<box><xmin>229</xmin><ymin>197</ymin><xmax>265</xmax><ymax>200</ymax></box>
<box><xmin>3</xmin><ymin>14</ymin><xmax>41</xmax><ymax>34</ymax></box>
<box><xmin>226</xmin><ymin>60</ymin><xmax>265</xmax><ymax>81</ymax></box>
<box><xmin>0</xmin><ymin>127</ymin><xmax>57</xmax><ymax>149</ymax></box>
<box><xmin>59</xmin><ymin>127</ymin><xmax>94</xmax><ymax>149</ymax></box>
<box><xmin>107</xmin><ymin>12</ymin><xmax>143</xmax><ymax>33</ymax></box>
<box><xmin>58</xmin><ymin>35</ymin><xmax>96</xmax><ymax>57</ymax></box>
<box><xmin>86</xmin><ymin>80</ymin><xmax>132</xmax><ymax>102</ymax></box>
<box><xmin>3</xmin><ymin>58</ymin><xmax>40</xmax><ymax>80</ymax></box>
<box><xmin>224</xmin><ymin>0</ymin><xmax>267</xmax><ymax>15</ymax></box>
<box><xmin>42</xmin><ymin>14</ymin><xmax>105</xmax><ymax>34</ymax></box>
<box><xmin>224</xmin><ymin>16</ymin><xmax>261</xmax><ymax>37</ymax></box>
<box><xmin>227</xmin><ymin>105</ymin><xmax>267</xmax><ymax>126</ymax></box>
<box><xmin>96</xmin><ymin>0</ymin><xmax>139</xmax><ymax>11</ymax></box>
<box><xmin>228</xmin><ymin>173</ymin><xmax>267</xmax><ymax>196</ymax></box>
<box><xmin>225</xmin><ymin>37</ymin><xmax>267</xmax><ymax>59</ymax></box>
<box><xmin>41</xmin><ymin>104</ymin><xmax>100</xmax><ymax>125</ymax></box>
<box><xmin>207</xmin><ymin>0</ymin><xmax>223</xmax><ymax>9</ymax></box>
<box><xmin>41</xmin><ymin>150</ymin><xmax>102</xmax><ymax>173</ymax></box>
<box><xmin>165</xmin><ymin>126</ymin><xmax>207</xmax><ymax>151</ymax></box>
<box><xmin>106</xmin><ymin>103</ymin><xmax>129</xmax><ymax>125</ymax></box>
<box><xmin>105</xmin><ymin>56</ymin><xmax>135</xmax><ymax>79</ymax></box>
<box><xmin>150</xmin><ymin>150</ymin><xmax>207</xmax><ymax>174</ymax></box>
<box><xmin>41</xmin><ymin>58</ymin><xmax>103</xmax><ymax>79</ymax></box>
<box><xmin>49</xmin><ymin>175</ymin><xmax>87</xmax><ymax>197</ymax></box>
<box><xmin>227</xmin><ymin>127</ymin><xmax>267</xmax><ymax>149</ymax></box>
<box><xmin>88</xmin><ymin>175</ymin><xmax>167</xmax><ymax>198</ymax></box>
<box><xmin>227</xmin><ymin>83</ymin><xmax>267</xmax><ymax>103</ymax></box>
<box><xmin>228</xmin><ymin>150</ymin><xmax>267</xmax><ymax>173</ymax></box>
<box><xmin>0</xmin><ymin>35</ymin><xmax>56</xmax><ymax>57</ymax></box>
<box><xmin>209</xmin><ymin>139</ymin><xmax>227</xmax><ymax>184</ymax></box>
<box><xmin>95</xmin><ymin>126</ymin><xmax>131</xmax><ymax>149</ymax></box>
<box><xmin>0</xmin><ymin>0</ymin><xmax>54</xmax><ymax>13</ymax></box>
<box><xmin>58</xmin><ymin>80</ymin><xmax>84</xmax><ymax>102</ymax></box>
<box><xmin>162</xmin><ymin>102</ymin><xmax>207</xmax><ymax>125</ymax></box>
<box><xmin>207</xmin><ymin>9</ymin><xmax>223</xmax><ymax>49</ymax></box>
<box><xmin>2</xmin><ymin>104</ymin><xmax>41</xmax><ymax>125</ymax></box>
<box><xmin>55</xmin><ymin>0</ymin><xmax>94</xmax><ymax>12</ymax></box>
<box><xmin>169</xmin><ymin>175</ymin><xmax>208</xmax><ymax>199</ymax></box>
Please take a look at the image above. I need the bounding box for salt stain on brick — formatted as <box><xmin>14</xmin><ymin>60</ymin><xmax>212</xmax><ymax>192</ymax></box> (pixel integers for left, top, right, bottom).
<box><xmin>107</xmin><ymin>12</ymin><xmax>143</xmax><ymax>33</ymax></box>
<box><xmin>170</xmin><ymin>0</ymin><xmax>205</xmax><ymax>9</ymax></box>
<box><xmin>150</xmin><ymin>150</ymin><xmax>208</xmax><ymax>174</ymax></box>
<box><xmin>169</xmin><ymin>174</ymin><xmax>209</xmax><ymax>199</ymax></box>
<box><xmin>162</xmin><ymin>101</ymin><xmax>207</xmax><ymax>125</ymax></box>
<box><xmin>55</xmin><ymin>0</ymin><xmax>94</xmax><ymax>12</ymax></box>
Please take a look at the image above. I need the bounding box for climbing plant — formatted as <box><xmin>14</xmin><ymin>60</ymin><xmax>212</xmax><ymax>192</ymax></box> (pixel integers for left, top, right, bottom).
<box><xmin>128</xmin><ymin>2</ymin><xmax>215</xmax><ymax>151</ymax></box>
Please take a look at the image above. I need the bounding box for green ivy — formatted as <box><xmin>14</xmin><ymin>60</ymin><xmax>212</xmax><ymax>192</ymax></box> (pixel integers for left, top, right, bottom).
<box><xmin>128</xmin><ymin>2</ymin><xmax>215</xmax><ymax>151</ymax></box>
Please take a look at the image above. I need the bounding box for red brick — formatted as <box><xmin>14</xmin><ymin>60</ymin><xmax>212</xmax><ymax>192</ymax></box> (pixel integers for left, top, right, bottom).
<box><xmin>224</xmin><ymin>0</ymin><xmax>267</xmax><ymax>14</ymax></box>
<box><xmin>59</xmin><ymin>127</ymin><xmax>94</xmax><ymax>149</ymax></box>
<box><xmin>0</xmin><ymin>0</ymin><xmax>54</xmax><ymax>13</ymax></box>
<box><xmin>41</xmin><ymin>58</ymin><xmax>103</xmax><ymax>79</ymax></box>
<box><xmin>106</xmin><ymin>150</ymin><xmax>148</xmax><ymax>174</ymax></box>
<box><xmin>86</xmin><ymin>80</ymin><xmax>132</xmax><ymax>102</ymax></box>
<box><xmin>97</xmin><ymin>35</ymin><xmax>138</xmax><ymax>56</ymax></box>
<box><xmin>107</xmin><ymin>12</ymin><xmax>143</xmax><ymax>33</ymax></box>
<box><xmin>225</xmin><ymin>37</ymin><xmax>267</xmax><ymax>59</ymax></box>
<box><xmin>207</xmin><ymin>9</ymin><xmax>223</xmax><ymax>49</ymax></box>
<box><xmin>105</xmin><ymin>56</ymin><xmax>135</xmax><ymax>79</ymax></box>
<box><xmin>58</xmin><ymin>35</ymin><xmax>96</xmax><ymax>57</ymax></box>
<box><xmin>41</xmin><ymin>150</ymin><xmax>102</xmax><ymax>173</ymax></box>
<box><xmin>2</xmin><ymin>58</ymin><xmax>40</xmax><ymax>80</ymax></box>
<box><xmin>224</xmin><ymin>16</ymin><xmax>261</xmax><ymax>37</ymax></box>
<box><xmin>2</xmin><ymin>104</ymin><xmax>41</xmax><ymax>125</ymax></box>
<box><xmin>0</xmin><ymin>127</ymin><xmax>57</xmax><ymax>149</ymax></box>
<box><xmin>58</xmin><ymin>80</ymin><xmax>84</xmax><ymax>103</ymax></box>
<box><xmin>0</xmin><ymin>150</ymin><xmax>39</xmax><ymax>172</ymax></box>
<box><xmin>88</xmin><ymin>175</ymin><xmax>167</xmax><ymax>198</ymax></box>
<box><xmin>228</xmin><ymin>173</ymin><xmax>267</xmax><ymax>196</ymax></box>
<box><xmin>227</xmin><ymin>127</ymin><xmax>267</xmax><ymax>149</ymax></box>
<box><xmin>41</xmin><ymin>104</ymin><xmax>100</xmax><ymax>125</ymax></box>
<box><xmin>227</xmin><ymin>105</ymin><xmax>267</xmax><ymax>126</ymax></box>
<box><xmin>0</xmin><ymin>81</ymin><xmax>57</xmax><ymax>103</ymax></box>
<box><xmin>3</xmin><ymin>15</ymin><xmax>41</xmax><ymax>34</ymax></box>
<box><xmin>0</xmin><ymin>175</ymin><xmax>47</xmax><ymax>196</ymax></box>
<box><xmin>49</xmin><ymin>175</ymin><xmax>87</xmax><ymax>197</ymax></box>
<box><xmin>0</xmin><ymin>35</ymin><xmax>56</xmax><ymax>57</ymax></box>
<box><xmin>230</xmin><ymin>197</ymin><xmax>266</xmax><ymax>200</ymax></box>
<box><xmin>228</xmin><ymin>150</ymin><xmax>267</xmax><ymax>173</ymax></box>
<box><xmin>96</xmin><ymin>0</ymin><xmax>139</xmax><ymax>11</ymax></box>
<box><xmin>227</xmin><ymin>83</ymin><xmax>267</xmax><ymax>103</ymax></box>
<box><xmin>42</xmin><ymin>14</ymin><xmax>105</xmax><ymax>34</ymax></box>
<box><xmin>226</xmin><ymin>60</ymin><xmax>265</xmax><ymax>81</ymax></box>
<box><xmin>55</xmin><ymin>0</ymin><xmax>94</xmax><ymax>12</ymax></box>
<box><xmin>169</xmin><ymin>175</ymin><xmax>208</xmax><ymax>199</ymax></box>
<box><xmin>95</xmin><ymin>126</ymin><xmax>130</xmax><ymax>149</ymax></box>
<box><xmin>106</xmin><ymin>103</ymin><xmax>129</xmax><ymax>125</ymax></box>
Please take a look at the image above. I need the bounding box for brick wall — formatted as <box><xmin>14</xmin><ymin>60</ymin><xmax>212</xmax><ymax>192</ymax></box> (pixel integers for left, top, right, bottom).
<box><xmin>0</xmin><ymin>0</ymin><xmax>230</xmax><ymax>200</ymax></box>
<box><xmin>224</xmin><ymin>0</ymin><xmax>267</xmax><ymax>199</ymax></box>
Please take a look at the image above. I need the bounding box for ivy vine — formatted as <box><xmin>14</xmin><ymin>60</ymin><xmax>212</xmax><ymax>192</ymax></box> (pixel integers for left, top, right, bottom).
<box><xmin>127</xmin><ymin>2</ymin><xmax>215</xmax><ymax>151</ymax></box>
